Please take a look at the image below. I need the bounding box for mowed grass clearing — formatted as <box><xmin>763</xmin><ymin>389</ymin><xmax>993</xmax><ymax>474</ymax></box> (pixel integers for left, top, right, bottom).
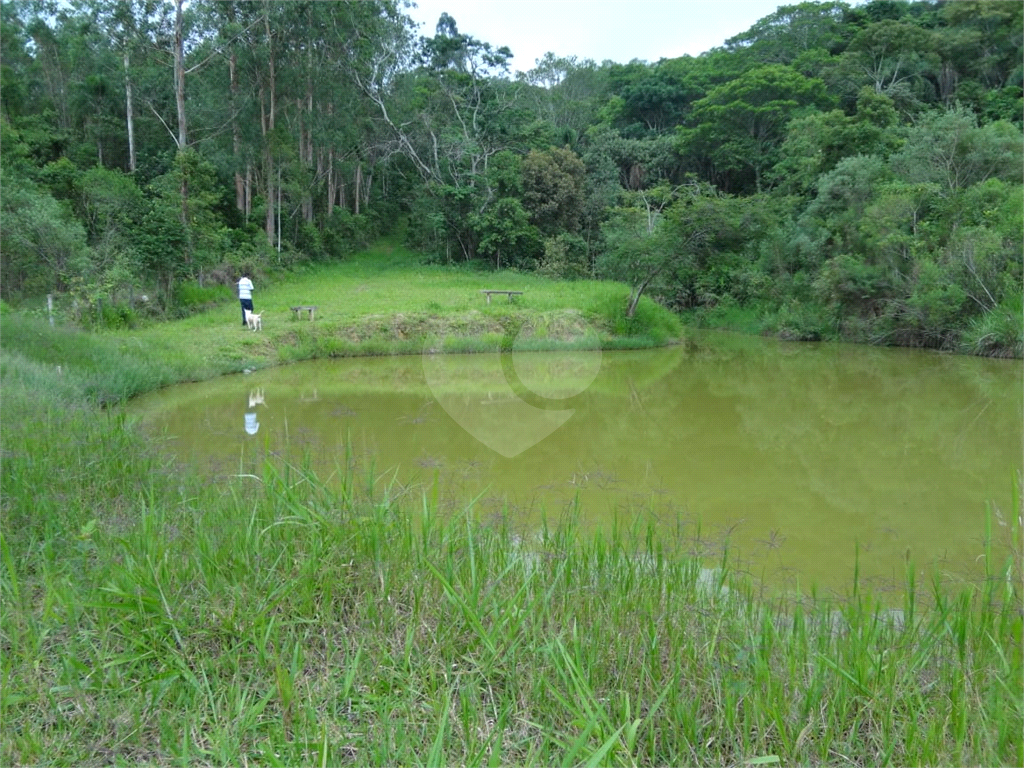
<box><xmin>120</xmin><ymin>240</ymin><xmax>679</xmax><ymax>377</ymax></box>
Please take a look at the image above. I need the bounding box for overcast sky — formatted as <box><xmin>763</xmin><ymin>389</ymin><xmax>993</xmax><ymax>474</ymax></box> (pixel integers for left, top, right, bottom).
<box><xmin>405</xmin><ymin>0</ymin><xmax>792</xmax><ymax>74</ymax></box>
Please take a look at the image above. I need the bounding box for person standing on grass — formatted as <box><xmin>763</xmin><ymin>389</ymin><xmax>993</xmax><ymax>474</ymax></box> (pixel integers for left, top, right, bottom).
<box><xmin>237</xmin><ymin>274</ymin><xmax>254</xmax><ymax>327</ymax></box>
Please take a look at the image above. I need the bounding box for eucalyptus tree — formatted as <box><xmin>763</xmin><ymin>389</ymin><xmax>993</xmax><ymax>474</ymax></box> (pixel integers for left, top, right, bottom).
<box><xmin>4</xmin><ymin>2</ymin><xmax>127</xmax><ymax>166</ymax></box>
<box><xmin>190</xmin><ymin>0</ymin><xmax>416</xmax><ymax>248</ymax></box>
<box><xmin>186</xmin><ymin>1</ymin><xmax>252</xmax><ymax>215</ymax></box>
<box><xmin>87</xmin><ymin>1</ymin><xmax>160</xmax><ymax>172</ymax></box>
<box><xmin>190</xmin><ymin>1</ymin><xmax>316</xmax><ymax>245</ymax></box>
<box><xmin>236</xmin><ymin>0</ymin><xmax>289</xmax><ymax>244</ymax></box>
<box><xmin>416</xmin><ymin>13</ymin><xmax>521</xmax><ymax>182</ymax></box>
<box><xmin>517</xmin><ymin>54</ymin><xmax>609</xmax><ymax>147</ymax></box>
<box><xmin>354</xmin><ymin>11</ymin><xmax>530</xmax><ymax>260</ymax></box>
<box><xmin>171</xmin><ymin>0</ymin><xmax>185</xmax><ymax>148</ymax></box>
<box><xmin>16</xmin><ymin>2</ymin><xmax>77</xmax><ymax>133</ymax></box>
<box><xmin>66</xmin><ymin>0</ymin><xmax>173</xmax><ymax>175</ymax></box>
<box><xmin>93</xmin><ymin>0</ymin><xmax>217</xmax><ymax>268</ymax></box>
<box><xmin>297</xmin><ymin>1</ymin><xmax>410</xmax><ymax>224</ymax></box>
<box><xmin>0</xmin><ymin>3</ymin><xmax>35</xmax><ymax>122</ymax></box>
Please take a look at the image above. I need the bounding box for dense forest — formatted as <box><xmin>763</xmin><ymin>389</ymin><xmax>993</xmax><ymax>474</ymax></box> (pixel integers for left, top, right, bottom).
<box><xmin>1</xmin><ymin>0</ymin><xmax>1021</xmax><ymax>355</ymax></box>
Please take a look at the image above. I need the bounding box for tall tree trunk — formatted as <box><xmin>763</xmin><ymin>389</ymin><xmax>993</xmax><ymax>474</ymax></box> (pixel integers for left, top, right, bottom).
<box><xmin>354</xmin><ymin>162</ymin><xmax>361</xmax><ymax>216</ymax></box>
<box><xmin>223</xmin><ymin>4</ymin><xmax>245</xmax><ymax>212</ymax></box>
<box><xmin>31</xmin><ymin>29</ymin><xmax>70</xmax><ymax>130</ymax></box>
<box><xmin>181</xmin><ymin>166</ymin><xmax>193</xmax><ymax>270</ymax></box>
<box><xmin>124</xmin><ymin>49</ymin><xmax>136</xmax><ymax>173</ymax></box>
<box><xmin>262</xmin><ymin>4</ymin><xmax>276</xmax><ymax>245</ymax></box>
<box><xmin>327</xmin><ymin>149</ymin><xmax>335</xmax><ymax>216</ymax></box>
<box><xmin>262</xmin><ymin>89</ymin><xmax>274</xmax><ymax>243</ymax></box>
<box><xmin>173</xmin><ymin>0</ymin><xmax>187</xmax><ymax>150</ymax></box>
<box><xmin>316</xmin><ymin>148</ymin><xmax>325</xmax><ymax>219</ymax></box>
<box><xmin>230</xmin><ymin>50</ymin><xmax>244</xmax><ymax>211</ymax></box>
<box><xmin>245</xmin><ymin>164</ymin><xmax>252</xmax><ymax>220</ymax></box>
<box><xmin>302</xmin><ymin>53</ymin><xmax>314</xmax><ymax>223</ymax></box>
<box><xmin>299</xmin><ymin>99</ymin><xmax>312</xmax><ymax>222</ymax></box>
<box><xmin>173</xmin><ymin>0</ymin><xmax>191</xmax><ymax>269</ymax></box>
<box><xmin>626</xmin><ymin>269</ymin><xmax>662</xmax><ymax>319</ymax></box>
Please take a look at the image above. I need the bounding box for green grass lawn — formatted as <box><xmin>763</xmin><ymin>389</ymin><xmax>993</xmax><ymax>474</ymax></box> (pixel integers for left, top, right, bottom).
<box><xmin>119</xmin><ymin>240</ymin><xmax>681</xmax><ymax>379</ymax></box>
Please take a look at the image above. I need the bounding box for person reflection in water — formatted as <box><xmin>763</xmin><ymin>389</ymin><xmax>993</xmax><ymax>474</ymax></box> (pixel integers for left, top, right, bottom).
<box><xmin>245</xmin><ymin>387</ymin><xmax>265</xmax><ymax>435</ymax></box>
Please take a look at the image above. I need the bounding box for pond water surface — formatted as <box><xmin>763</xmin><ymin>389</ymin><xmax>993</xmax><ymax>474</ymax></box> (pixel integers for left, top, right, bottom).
<box><xmin>128</xmin><ymin>331</ymin><xmax>1022</xmax><ymax>599</ymax></box>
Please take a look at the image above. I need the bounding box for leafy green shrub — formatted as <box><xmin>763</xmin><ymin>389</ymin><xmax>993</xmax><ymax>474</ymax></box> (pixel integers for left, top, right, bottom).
<box><xmin>295</xmin><ymin>221</ymin><xmax>328</xmax><ymax>261</ymax></box>
<box><xmin>0</xmin><ymin>170</ymin><xmax>92</xmax><ymax>297</ymax></box>
<box><xmin>904</xmin><ymin>259</ymin><xmax>968</xmax><ymax>348</ymax></box>
<box><xmin>322</xmin><ymin>209</ymin><xmax>379</xmax><ymax>258</ymax></box>
<box><xmin>732</xmin><ymin>266</ymin><xmax>774</xmax><ymax>304</ymax></box>
<box><xmin>220</xmin><ymin>239</ymin><xmax>275</xmax><ymax>284</ymax></box>
<box><xmin>764</xmin><ymin>299</ymin><xmax>832</xmax><ymax>341</ymax></box>
<box><xmin>91</xmin><ymin>301</ymin><xmax>137</xmax><ymax>330</ymax></box>
<box><xmin>538</xmin><ymin>234</ymin><xmax>590</xmax><ymax>280</ymax></box>
<box><xmin>814</xmin><ymin>254</ymin><xmax>891</xmax><ymax>316</ymax></box>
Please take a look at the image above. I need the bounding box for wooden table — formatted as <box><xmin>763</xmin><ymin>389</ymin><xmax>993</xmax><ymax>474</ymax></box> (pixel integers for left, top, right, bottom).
<box><xmin>480</xmin><ymin>290</ymin><xmax>524</xmax><ymax>304</ymax></box>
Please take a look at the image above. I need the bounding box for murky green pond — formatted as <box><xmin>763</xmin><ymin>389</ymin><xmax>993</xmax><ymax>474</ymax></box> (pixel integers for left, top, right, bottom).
<box><xmin>128</xmin><ymin>331</ymin><xmax>1022</xmax><ymax>598</ymax></box>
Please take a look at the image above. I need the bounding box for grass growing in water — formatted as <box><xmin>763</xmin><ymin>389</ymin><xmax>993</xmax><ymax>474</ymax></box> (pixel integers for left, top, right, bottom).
<box><xmin>2</xmin><ymin>335</ymin><xmax>1022</xmax><ymax>767</ymax></box>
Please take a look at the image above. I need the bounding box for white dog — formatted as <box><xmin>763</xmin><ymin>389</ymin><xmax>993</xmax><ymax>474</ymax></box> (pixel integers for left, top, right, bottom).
<box><xmin>245</xmin><ymin>309</ymin><xmax>262</xmax><ymax>331</ymax></box>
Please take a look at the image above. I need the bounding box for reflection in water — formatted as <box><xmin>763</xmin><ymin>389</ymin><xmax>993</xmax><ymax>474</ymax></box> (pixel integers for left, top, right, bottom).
<box><xmin>244</xmin><ymin>387</ymin><xmax>265</xmax><ymax>435</ymax></box>
<box><xmin>128</xmin><ymin>333</ymin><xmax>1022</xmax><ymax>598</ymax></box>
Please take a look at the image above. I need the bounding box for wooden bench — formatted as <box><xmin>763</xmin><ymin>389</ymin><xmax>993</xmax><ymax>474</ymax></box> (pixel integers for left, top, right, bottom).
<box><xmin>480</xmin><ymin>290</ymin><xmax>524</xmax><ymax>305</ymax></box>
<box><xmin>290</xmin><ymin>305</ymin><xmax>318</xmax><ymax>321</ymax></box>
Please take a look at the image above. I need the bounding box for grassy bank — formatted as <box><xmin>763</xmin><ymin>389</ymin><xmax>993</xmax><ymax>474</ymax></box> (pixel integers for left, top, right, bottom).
<box><xmin>0</xmin><ymin>239</ymin><xmax>682</xmax><ymax>409</ymax></box>
<box><xmin>3</xmin><ymin>288</ymin><xmax>1023</xmax><ymax>765</ymax></box>
<box><xmin>11</xmin><ymin>240</ymin><xmax>680</xmax><ymax>385</ymax></box>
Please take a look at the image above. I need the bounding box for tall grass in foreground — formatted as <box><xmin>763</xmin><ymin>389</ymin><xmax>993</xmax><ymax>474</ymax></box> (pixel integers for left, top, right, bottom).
<box><xmin>2</xmin><ymin>350</ymin><xmax>1022</xmax><ymax>767</ymax></box>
